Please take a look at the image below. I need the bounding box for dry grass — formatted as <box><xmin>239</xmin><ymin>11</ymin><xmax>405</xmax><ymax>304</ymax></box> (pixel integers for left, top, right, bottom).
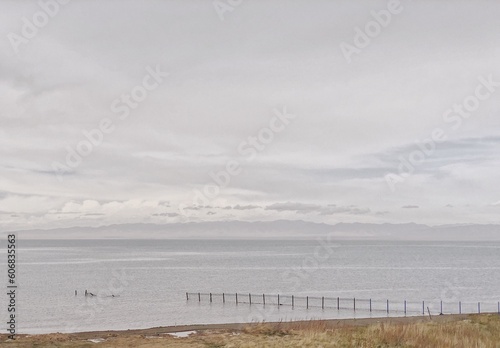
<box><xmin>2</xmin><ymin>314</ymin><xmax>500</xmax><ymax>347</ymax></box>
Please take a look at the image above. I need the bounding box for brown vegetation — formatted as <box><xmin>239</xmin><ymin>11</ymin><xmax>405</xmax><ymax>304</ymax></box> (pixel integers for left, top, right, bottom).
<box><xmin>2</xmin><ymin>314</ymin><xmax>499</xmax><ymax>347</ymax></box>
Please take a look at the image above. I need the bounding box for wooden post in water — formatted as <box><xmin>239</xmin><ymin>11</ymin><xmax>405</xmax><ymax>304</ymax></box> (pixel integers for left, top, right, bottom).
<box><xmin>386</xmin><ymin>300</ymin><xmax>389</xmax><ymax>314</ymax></box>
<box><xmin>292</xmin><ymin>295</ymin><xmax>294</xmax><ymax>308</ymax></box>
<box><xmin>440</xmin><ymin>301</ymin><xmax>443</xmax><ymax>314</ymax></box>
<box><xmin>337</xmin><ymin>297</ymin><xmax>340</xmax><ymax>310</ymax></box>
<box><xmin>278</xmin><ymin>294</ymin><xmax>280</xmax><ymax>306</ymax></box>
<box><xmin>75</xmin><ymin>290</ymin><xmax>77</xmax><ymax>296</ymax></box>
<box><xmin>306</xmin><ymin>296</ymin><xmax>309</xmax><ymax>309</ymax></box>
<box><xmin>210</xmin><ymin>293</ymin><xmax>212</xmax><ymax>303</ymax></box>
<box><xmin>263</xmin><ymin>294</ymin><xmax>265</xmax><ymax>305</ymax></box>
<box><xmin>404</xmin><ymin>300</ymin><xmax>407</xmax><ymax>315</ymax></box>
<box><xmin>249</xmin><ymin>293</ymin><xmax>251</xmax><ymax>305</ymax></box>
<box><xmin>198</xmin><ymin>293</ymin><xmax>201</xmax><ymax>302</ymax></box>
<box><xmin>223</xmin><ymin>293</ymin><xmax>225</xmax><ymax>303</ymax></box>
<box><xmin>186</xmin><ymin>292</ymin><xmax>188</xmax><ymax>301</ymax></box>
<box><xmin>353</xmin><ymin>298</ymin><xmax>356</xmax><ymax>311</ymax></box>
<box><xmin>369</xmin><ymin>299</ymin><xmax>372</xmax><ymax>312</ymax></box>
<box><xmin>236</xmin><ymin>293</ymin><xmax>238</xmax><ymax>304</ymax></box>
<box><xmin>322</xmin><ymin>297</ymin><xmax>324</xmax><ymax>309</ymax></box>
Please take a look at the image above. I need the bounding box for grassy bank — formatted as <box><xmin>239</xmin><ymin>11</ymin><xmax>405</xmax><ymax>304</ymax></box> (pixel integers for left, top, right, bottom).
<box><xmin>2</xmin><ymin>314</ymin><xmax>500</xmax><ymax>347</ymax></box>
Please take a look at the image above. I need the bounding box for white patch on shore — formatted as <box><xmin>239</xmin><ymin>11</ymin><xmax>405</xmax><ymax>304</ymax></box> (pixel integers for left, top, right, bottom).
<box><xmin>166</xmin><ymin>330</ymin><xmax>197</xmax><ymax>338</ymax></box>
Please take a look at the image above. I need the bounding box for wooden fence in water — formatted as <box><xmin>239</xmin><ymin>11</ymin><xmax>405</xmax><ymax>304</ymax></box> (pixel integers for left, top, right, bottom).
<box><xmin>186</xmin><ymin>292</ymin><xmax>500</xmax><ymax>316</ymax></box>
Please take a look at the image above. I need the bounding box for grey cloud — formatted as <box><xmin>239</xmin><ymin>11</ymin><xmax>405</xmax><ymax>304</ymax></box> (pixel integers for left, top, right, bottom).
<box><xmin>152</xmin><ymin>213</ymin><xmax>180</xmax><ymax>217</ymax></box>
<box><xmin>319</xmin><ymin>206</ymin><xmax>371</xmax><ymax>216</ymax></box>
<box><xmin>402</xmin><ymin>205</ymin><xmax>420</xmax><ymax>209</ymax></box>
<box><xmin>265</xmin><ymin>202</ymin><xmax>372</xmax><ymax>216</ymax></box>
<box><xmin>265</xmin><ymin>202</ymin><xmax>322</xmax><ymax>213</ymax></box>
<box><xmin>373</xmin><ymin>136</ymin><xmax>500</xmax><ymax>173</ymax></box>
<box><xmin>220</xmin><ymin>205</ymin><xmax>261</xmax><ymax>210</ymax></box>
<box><xmin>232</xmin><ymin>205</ymin><xmax>261</xmax><ymax>210</ymax></box>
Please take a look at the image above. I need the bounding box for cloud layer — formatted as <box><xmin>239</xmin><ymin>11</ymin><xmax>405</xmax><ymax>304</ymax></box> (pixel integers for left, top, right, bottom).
<box><xmin>0</xmin><ymin>0</ymin><xmax>499</xmax><ymax>231</ymax></box>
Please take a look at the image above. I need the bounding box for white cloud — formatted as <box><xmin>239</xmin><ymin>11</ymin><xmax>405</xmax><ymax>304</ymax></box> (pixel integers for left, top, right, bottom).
<box><xmin>0</xmin><ymin>1</ymin><xmax>499</xmax><ymax>230</ymax></box>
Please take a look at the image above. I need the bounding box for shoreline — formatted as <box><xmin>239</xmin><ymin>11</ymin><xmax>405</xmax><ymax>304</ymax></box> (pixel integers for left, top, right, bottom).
<box><xmin>3</xmin><ymin>313</ymin><xmax>473</xmax><ymax>340</ymax></box>
<box><xmin>3</xmin><ymin>314</ymin><xmax>499</xmax><ymax>347</ymax></box>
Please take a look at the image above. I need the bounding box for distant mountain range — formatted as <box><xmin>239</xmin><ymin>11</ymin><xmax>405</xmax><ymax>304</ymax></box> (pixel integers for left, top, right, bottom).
<box><xmin>3</xmin><ymin>220</ymin><xmax>500</xmax><ymax>240</ymax></box>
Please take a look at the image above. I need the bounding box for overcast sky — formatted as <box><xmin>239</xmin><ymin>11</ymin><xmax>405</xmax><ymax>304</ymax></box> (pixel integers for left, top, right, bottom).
<box><xmin>1</xmin><ymin>0</ymin><xmax>499</xmax><ymax>231</ymax></box>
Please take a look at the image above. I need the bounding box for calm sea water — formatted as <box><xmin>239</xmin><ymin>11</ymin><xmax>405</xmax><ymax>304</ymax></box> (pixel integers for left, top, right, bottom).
<box><xmin>2</xmin><ymin>239</ymin><xmax>500</xmax><ymax>334</ymax></box>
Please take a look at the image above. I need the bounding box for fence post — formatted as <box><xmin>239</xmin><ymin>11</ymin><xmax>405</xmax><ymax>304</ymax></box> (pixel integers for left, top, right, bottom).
<box><xmin>292</xmin><ymin>295</ymin><xmax>294</xmax><ymax>308</ymax></box>
<box><xmin>249</xmin><ymin>293</ymin><xmax>252</xmax><ymax>305</ymax></box>
<box><xmin>198</xmin><ymin>293</ymin><xmax>201</xmax><ymax>302</ymax></box>
<box><xmin>422</xmin><ymin>301</ymin><xmax>425</xmax><ymax>315</ymax></box>
<box><xmin>354</xmin><ymin>298</ymin><xmax>356</xmax><ymax>311</ymax></box>
<box><xmin>263</xmin><ymin>294</ymin><xmax>265</xmax><ymax>306</ymax></box>
<box><xmin>223</xmin><ymin>293</ymin><xmax>225</xmax><ymax>303</ymax></box>
<box><xmin>278</xmin><ymin>294</ymin><xmax>280</xmax><ymax>307</ymax></box>
<box><xmin>236</xmin><ymin>293</ymin><xmax>238</xmax><ymax>304</ymax></box>
<box><xmin>322</xmin><ymin>297</ymin><xmax>324</xmax><ymax>309</ymax></box>
<box><xmin>210</xmin><ymin>293</ymin><xmax>212</xmax><ymax>303</ymax></box>
<box><xmin>307</xmin><ymin>296</ymin><xmax>309</xmax><ymax>309</ymax></box>
<box><xmin>370</xmin><ymin>299</ymin><xmax>372</xmax><ymax>312</ymax></box>
<box><xmin>387</xmin><ymin>300</ymin><xmax>389</xmax><ymax>314</ymax></box>
<box><xmin>478</xmin><ymin>302</ymin><xmax>481</xmax><ymax>314</ymax></box>
<box><xmin>440</xmin><ymin>301</ymin><xmax>442</xmax><ymax>314</ymax></box>
<box><xmin>404</xmin><ymin>300</ymin><xmax>407</xmax><ymax>315</ymax></box>
<box><xmin>186</xmin><ymin>292</ymin><xmax>189</xmax><ymax>301</ymax></box>
<box><xmin>459</xmin><ymin>301</ymin><xmax>461</xmax><ymax>314</ymax></box>
<box><xmin>498</xmin><ymin>301</ymin><xmax>499</xmax><ymax>314</ymax></box>
<box><xmin>337</xmin><ymin>297</ymin><xmax>340</xmax><ymax>310</ymax></box>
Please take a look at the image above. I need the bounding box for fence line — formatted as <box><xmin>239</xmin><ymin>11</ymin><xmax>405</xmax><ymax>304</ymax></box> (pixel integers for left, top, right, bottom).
<box><xmin>186</xmin><ymin>292</ymin><xmax>500</xmax><ymax>316</ymax></box>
